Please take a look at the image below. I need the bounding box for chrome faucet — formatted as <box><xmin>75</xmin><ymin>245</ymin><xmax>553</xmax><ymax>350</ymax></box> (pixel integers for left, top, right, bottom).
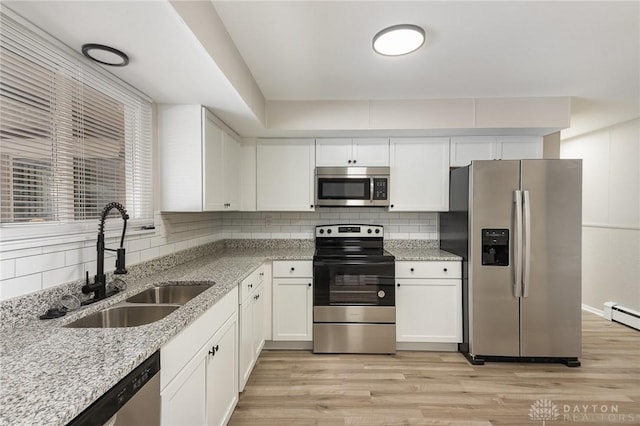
<box><xmin>82</xmin><ymin>202</ymin><xmax>129</xmax><ymax>303</ymax></box>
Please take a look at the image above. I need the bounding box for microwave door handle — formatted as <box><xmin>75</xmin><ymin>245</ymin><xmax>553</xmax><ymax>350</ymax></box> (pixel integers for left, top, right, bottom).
<box><xmin>370</xmin><ymin>178</ymin><xmax>374</xmax><ymax>204</ymax></box>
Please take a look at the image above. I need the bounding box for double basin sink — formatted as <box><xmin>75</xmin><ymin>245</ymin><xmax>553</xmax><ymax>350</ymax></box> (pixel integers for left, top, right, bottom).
<box><xmin>65</xmin><ymin>284</ymin><xmax>212</xmax><ymax>328</ymax></box>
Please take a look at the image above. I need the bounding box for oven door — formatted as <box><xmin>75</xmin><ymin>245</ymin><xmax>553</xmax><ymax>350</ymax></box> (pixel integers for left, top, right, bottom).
<box><xmin>313</xmin><ymin>258</ymin><xmax>395</xmax><ymax>307</ymax></box>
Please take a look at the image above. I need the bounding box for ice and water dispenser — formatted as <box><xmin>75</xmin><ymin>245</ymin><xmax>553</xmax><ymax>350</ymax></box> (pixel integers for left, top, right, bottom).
<box><xmin>481</xmin><ymin>229</ymin><xmax>509</xmax><ymax>266</ymax></box>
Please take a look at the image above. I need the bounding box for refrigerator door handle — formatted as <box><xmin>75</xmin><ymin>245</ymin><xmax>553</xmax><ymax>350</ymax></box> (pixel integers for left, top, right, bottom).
<box><xmin>522</xmin><ymin>190</ymin><xmax>532</xmax><ymax>298</ymax></box>
<box><xmin>513</xmin><ymin>190</ymin><xmax>523</xmax><ymax>298</ymax></box>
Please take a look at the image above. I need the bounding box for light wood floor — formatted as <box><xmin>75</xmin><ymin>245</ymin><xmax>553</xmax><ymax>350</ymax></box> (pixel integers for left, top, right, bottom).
<box><xmin>229</xmin><ymin>312</ymin><xmax>640</xmax><ymax>426</ymax></box>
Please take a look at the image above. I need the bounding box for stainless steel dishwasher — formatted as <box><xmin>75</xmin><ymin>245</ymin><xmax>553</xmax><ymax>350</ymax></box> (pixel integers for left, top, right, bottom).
<box><xmin>67</xmin><ymin>351</ymin><xmax>160</xmax><ymax>426</ymax></box>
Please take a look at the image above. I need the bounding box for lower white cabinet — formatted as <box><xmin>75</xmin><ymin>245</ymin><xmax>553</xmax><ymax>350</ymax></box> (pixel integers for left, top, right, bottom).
<box><xmin>239</xmin><ymin>266</ymin><xmax>266</xmax><ymax>391</ymax></box>
<box><xmin>395</xmin><ymin>261</ymin><xmax>462</xmax><ymax>343</ymax></box>
<box><xmin>272</xmin><ymin>261</ymin><xmax>313</xmax><ymax>341</ymax></box>
<box><xmin>161</xmin><ymin>288</ymin><xmax>239</xmax><ymax>426</ymax></box>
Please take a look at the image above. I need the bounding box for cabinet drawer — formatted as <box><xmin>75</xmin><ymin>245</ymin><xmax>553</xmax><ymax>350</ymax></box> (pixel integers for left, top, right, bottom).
<box><xmin>273</xmin><ymin>260</ymin><xmax>312</xmax><ymax>278</ymax></box>
<box><xmin>396</xmin><ymin>261</ymin><xmax>461</xmax><ymax>279</ymax></box>
<box><xmin>240</xmin><ymin>266</ymin><xmax>264</xmax><ymax>303</ymax></box>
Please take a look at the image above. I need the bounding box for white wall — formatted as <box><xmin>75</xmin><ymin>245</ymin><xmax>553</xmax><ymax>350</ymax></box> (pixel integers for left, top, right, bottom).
<box><xmin>561</xmin><ymin>118</ymin><xmax>640</xmax><ymax>312</ymax></box>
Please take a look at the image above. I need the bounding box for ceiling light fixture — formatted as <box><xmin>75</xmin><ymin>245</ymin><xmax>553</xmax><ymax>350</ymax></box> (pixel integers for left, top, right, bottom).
<box><xmin>372</xmin><ymin>24</ymin><xmax>425</xmax><ymax>56</ymax></box>
<box><xmin>81</xmin><ymin>43</ymin><xmax>129</xmax><ymax>67</ymax></box>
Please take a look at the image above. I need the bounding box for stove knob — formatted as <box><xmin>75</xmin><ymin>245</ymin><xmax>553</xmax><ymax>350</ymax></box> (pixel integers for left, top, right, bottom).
<box><xmin>367</xmin><ymin>228</ymin><xmax>372</xmax><ymax>234</ymax></box>
<box><xmin>375</xmin><ymin>229</ymin><xmax>380</xmax><ymax>234</ymax></box>
<box><xmin>327</xmin><ymin>229</ymin><xmax>332</xmax><ymax>234</ymax></box>
<box><xmin>319</xmin><ymin>229</ymin><xmax>324</xmax><ymax>234</ymax></box>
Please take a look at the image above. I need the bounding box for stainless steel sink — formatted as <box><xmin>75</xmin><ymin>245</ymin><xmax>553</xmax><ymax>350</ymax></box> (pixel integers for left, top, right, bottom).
<box><xmin>125</xmin><ymin>284</ymin><xmax>212</xmax><ymax>305</ymax></box>
<box><xmin>65</xmin><ymin>305</ymin><xmax>179</xmax><ymax>328</ymax></box>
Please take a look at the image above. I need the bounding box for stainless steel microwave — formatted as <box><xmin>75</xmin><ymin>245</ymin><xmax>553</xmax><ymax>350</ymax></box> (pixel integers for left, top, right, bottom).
<box><xmin>315</xmin><ymin>167</ymin><xmax>390</xmax><ymax>207</ymax></box>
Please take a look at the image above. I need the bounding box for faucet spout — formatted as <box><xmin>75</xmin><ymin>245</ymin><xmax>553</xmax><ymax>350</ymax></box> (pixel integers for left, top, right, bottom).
<box><xmin>82</xmin><ymin>202</ymin><xmax>129</xmax><ymax>302</ymax></box>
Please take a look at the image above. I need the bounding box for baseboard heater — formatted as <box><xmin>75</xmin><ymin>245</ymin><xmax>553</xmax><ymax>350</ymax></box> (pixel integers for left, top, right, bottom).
<box><xmin>603</xmin><ymin>302</ymin><xmax>640</xmax><ymax>331</ymax></box>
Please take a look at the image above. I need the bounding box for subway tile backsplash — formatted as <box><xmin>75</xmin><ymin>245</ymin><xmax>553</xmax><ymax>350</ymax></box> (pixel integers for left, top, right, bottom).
<box><xmin>221</xmin><ymin>208</ymin><xmax>438</xmax><ymax>240</ymax></box>
<box><xmin>0</xmin><ymin>209</ymin><xmax>437</xmax><ymax>301</ymax></box>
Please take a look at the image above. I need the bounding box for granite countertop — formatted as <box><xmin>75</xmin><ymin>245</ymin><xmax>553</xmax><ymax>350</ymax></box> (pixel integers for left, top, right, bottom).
<box><xmin>386</xmin><ymin>247</ymin><xmax>462</xmax><ymax>261</ymax></box>
<box><xmin>0</xmin><ymin>241</ymin><xmax>459</xmax><ymax>426</ymax></box>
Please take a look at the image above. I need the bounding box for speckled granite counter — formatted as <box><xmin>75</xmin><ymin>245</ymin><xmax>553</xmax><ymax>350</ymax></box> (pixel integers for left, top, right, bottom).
<box><xmin>0</xmin><ymin>240</ymin><xmax>459</xmax><ymax>426</ymax></box>
<box><xmin>0</xmin><ymin>244</ymin><xmax>313</xmax><ymax>426</ymax></box>
<box><xmin>386</xmin><ymin>247</ymin><xmax>461</xmax><ymax>261</ymax></box>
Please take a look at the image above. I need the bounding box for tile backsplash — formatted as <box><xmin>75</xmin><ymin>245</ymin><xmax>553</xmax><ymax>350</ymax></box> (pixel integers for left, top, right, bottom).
<box><xmin>0</xmin><ymin>209</ymin><xmax>436</xmax><ymax>301</ymax></box>
<box><xmin>221</xmin><ymin>208</ymin><xmax>438</xmax><ymax>240</ymax></box>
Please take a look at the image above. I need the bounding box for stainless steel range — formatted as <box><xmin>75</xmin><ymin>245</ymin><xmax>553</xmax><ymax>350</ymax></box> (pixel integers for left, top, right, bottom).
<box><xmin>313</xmin><ymin>224</ymin><xmax>396</xmax><ymax>354</ymax></box>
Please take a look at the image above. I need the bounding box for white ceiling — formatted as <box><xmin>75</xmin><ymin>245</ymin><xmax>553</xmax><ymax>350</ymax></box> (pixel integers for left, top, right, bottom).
<box><xmin>3</xmin><ymin>1</ymin><xmax>639</xmax><ymax>139</ymax></box>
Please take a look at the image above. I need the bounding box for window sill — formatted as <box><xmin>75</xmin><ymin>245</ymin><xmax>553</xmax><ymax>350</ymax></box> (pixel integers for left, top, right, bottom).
<box><xmin>0</xmin><ymin>225</ymin><xmax>156</xmax><ymax>253</ymax></box>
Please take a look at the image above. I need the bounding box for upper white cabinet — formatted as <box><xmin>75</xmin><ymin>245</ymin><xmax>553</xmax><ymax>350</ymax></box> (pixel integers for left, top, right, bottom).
<box><xmin>159</xmin><ymin>105</ymin><xmax>241</xmax><ymax>211</ymax></box>
<box><xmin>389</xmin><ymin>138</ymin><xmax>450</xmax><ymax>212</ymax></box>
<box><xmin>316</xmin><ymin>138</ymin><xmax>390</xmax><ymax>167</ymax></box>
<box><xmin>257</xmin><ymin>139</ymin><xmax>315</xmax><ymax>211</ymax></box>
<box><xmin>450</xmin><ymin>136</ymin><xmax>543</xmax><ymax>167</ymax></box>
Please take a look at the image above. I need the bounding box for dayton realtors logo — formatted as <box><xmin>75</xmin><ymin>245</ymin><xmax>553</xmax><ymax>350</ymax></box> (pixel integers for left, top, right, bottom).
<box><xmin>529</xmin><ymin>399</ymin><xmax>560</xmax><ymax>425</ymax></box>
<box><xmin>528</xmin><ymin>399</ymin><xmax>640</xmax><ymax>424</ymax></box>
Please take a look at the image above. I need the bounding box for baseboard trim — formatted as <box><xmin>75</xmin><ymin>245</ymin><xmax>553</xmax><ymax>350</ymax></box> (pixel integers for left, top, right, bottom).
<box><xmin>582</xmin><ymin>304</ymin><xmax>604</xmax><ymax>317</ymax></box>
<box><xmin>264</xmin><ymin>340</ymin><xmax>313</xmax><ymax>350</ymax></box>
<box><xmin>396</xmin><ymin>342</ymin><xmax>458</xmax><ymax>352</ymax></box>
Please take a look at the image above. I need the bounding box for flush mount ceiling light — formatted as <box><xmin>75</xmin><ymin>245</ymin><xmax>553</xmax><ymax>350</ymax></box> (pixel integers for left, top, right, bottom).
<box><xmin>372</xmin><ymin>24</ymin><xmax>426</xmax><ymax>56</ymax></box>
<box><xmin>81</xmin><ymin>43</ymin><xmax>129</xmax><ymax>66</ymax></box>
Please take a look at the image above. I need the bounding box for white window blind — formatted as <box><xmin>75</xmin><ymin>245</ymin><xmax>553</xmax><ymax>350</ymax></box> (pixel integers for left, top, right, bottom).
<box><xmin>0</xmin><ymin>10</ymin><xmax>152</xmax><ymax>242</ymax></box>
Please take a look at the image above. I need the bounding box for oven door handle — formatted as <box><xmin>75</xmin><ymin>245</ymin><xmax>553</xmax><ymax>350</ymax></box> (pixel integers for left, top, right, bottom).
<box><xmin>313</xmin><ymin>259</ymin><xmax>396</xmax><ymax>267</ymax></box>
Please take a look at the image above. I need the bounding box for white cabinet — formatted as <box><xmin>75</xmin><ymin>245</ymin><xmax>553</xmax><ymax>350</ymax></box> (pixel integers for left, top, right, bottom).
<box><xmin>239</xmin><ymin>266</ymin><xmax>266</xmax><ymax>391</ymax></box>
<box><xmin>272</xmin><ymin>261</ymin><xmax>313</xmax><ymax>341</ymax></box>
<box><xmin>450</xmin><ymin>136</ymin><xmax>543</xmax><ymax>167</ymax></box>
<box><xmin>396</xmin><ymin>261</ymin><xmax>462</xmax><ymax>343</ymax></box>
<box><xmin>159</xmin><ymin>105</ymin><xmax>241</xmax><ymax>211</ymax></box>
<box><xmin>222</xmin><ymin>133</ymin><xmax>241</xmax><ymax>210</ymax></box>
<box><xmin>206</xmin><ymin>316</ymin><xmax>239</xmax><ymax>426</ymax></box>
<box><xmin>315</xmin><ymin>138</ymin><xmax>389</xmax><ymax>166</ymax></box>
<box><xmin>257</xmin><ymin>139</ymin><xmax>315</xmax><ymax>211</ymax></box>
<box><xmin>161</xmin><ymin>288</ymin><xmax>238</xmax><ymax>426</ymax></box>
<box><xmin>389</xmin><ymin>138</ymin><xmax>450</xmax><ymax>212</ymax></box>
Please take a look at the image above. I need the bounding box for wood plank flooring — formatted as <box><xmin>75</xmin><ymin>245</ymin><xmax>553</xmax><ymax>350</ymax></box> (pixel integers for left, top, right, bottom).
<box><xmin>229</xmin><ymin>312</ymin><xmax>640</xmax><ymax>426</ymax></box>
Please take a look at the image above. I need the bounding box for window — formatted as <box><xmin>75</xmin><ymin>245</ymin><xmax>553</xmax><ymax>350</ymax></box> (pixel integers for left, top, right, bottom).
<box><xmin>0</xmin><ymin>10</ymin><xmax>152</xmax><ymax>241</ymax></box>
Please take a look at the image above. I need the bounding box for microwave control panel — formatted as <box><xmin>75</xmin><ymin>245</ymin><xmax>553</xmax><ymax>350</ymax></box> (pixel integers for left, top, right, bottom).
<box><xmin>373</xmin><ymin>178</ymin><xmax>388</xmax><ymax>200</ymax></box>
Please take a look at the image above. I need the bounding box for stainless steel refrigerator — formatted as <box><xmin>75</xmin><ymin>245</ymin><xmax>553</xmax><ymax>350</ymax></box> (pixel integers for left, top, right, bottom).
<box><xmin>440</xmin><ymin>159</ymin><xmax>582</xmax><ymax>367</ymax></box>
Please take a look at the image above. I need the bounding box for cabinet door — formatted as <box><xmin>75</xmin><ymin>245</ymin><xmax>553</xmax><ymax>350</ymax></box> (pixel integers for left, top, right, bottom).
<box><xmin>272</xmin><ymin>279</ymin><xmax>313</xmax><ymax>341</ymax></box>
<box><xmin>315</xmin><ymin>138</ymin><xmax>352</xmax><ymax>166</ymax></box>
<box><xmin>223</xmin><ymin>132</ymin><xmax>241</xmax><ymax>210</ymax></box>
<box><xmin>496</xmin><ymin>136</ymin><xmax>543</xmax><ymax>160</ymax></box>
<box><xmin>238</xmin><ymin>299</ymin><xmax>253</xmax><ymax>391</ymax></box>
<box><xmin>450</xmin><ymin>136</ymin><xmax>496</xmax><ymax>167</ymax></box>
<box><xmin>396</xmin><ymin>279</ymin><xmax>462</xmax><ymax>343</ymax></box>
<box><xmin>257</xmin><ymin>139</ymin><xmax>315</xmax><ymax>211</ymax></box>
<box><xmin>390</xmin><ymin>138</ymin><xmax>450</xmax><ymax>211</ymax></box>
<box><xmin>206</xmin><ymin>314</ymin><xmax>238</xmax><ymax>426</ymax></box>
<box><xmin>161</xmin><ymin>352</ymin><xmax>206</xmax><ymax>426</ymax></box>
<box><xmin>252</xmin><ymin>283</ymin><xmax>265</xmax><ymax>361</ymax></box>
<box><xmin>202</xmin><ymin>111</ymin><xmax>225</xmax><ymax>211</ymax></box>
<box><xmin>158</xmin><ymin>104</ymin><xmax>204</xmax><ymax>212</ymax></box>
<box><xmin>353</xmin><ymin>138</ymin><xmax>390</xmax><ymax>166</ymax></box>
